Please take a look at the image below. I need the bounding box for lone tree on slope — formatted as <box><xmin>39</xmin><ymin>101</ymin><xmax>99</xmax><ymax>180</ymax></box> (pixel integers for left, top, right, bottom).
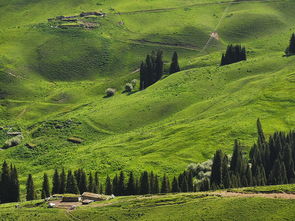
<box><xmin>285</xmin><ymin>33</ymin><xmax>295</xmax><ymax>56</ymax></box>
<box><xmin>169</xmin><ymin>51</ymin><xmax>180</xmax><ymax>74</ymax></box>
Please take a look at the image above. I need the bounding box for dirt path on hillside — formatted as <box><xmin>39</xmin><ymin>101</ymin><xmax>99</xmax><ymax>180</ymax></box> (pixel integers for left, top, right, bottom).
<box><xmin>86</xmin><ymin>192</ymin><xmax>295</xmax><ymax>209</ymax></box>
<box><xmin>217</xmin><ymin>191</ymin><xmax>295</xmax><ymax>199</ymax></box>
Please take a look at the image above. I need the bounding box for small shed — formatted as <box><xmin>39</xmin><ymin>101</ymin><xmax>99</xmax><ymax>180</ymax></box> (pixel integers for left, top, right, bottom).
<box><xmin>82</xmin><ymin>192</ymin><xmax>108</xmax><ymax>201</ymax></box>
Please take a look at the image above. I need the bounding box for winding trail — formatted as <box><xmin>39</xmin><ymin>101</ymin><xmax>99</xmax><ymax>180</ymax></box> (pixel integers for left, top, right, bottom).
<box><xmin>200</xmin><ymin>4</ymin><xmax>231</xmax><ymax>53</ymax></box>
<box><xmin>217</xmin><ymin>191</ymin><xmax>295</xmax><ymax>199</ymax></box>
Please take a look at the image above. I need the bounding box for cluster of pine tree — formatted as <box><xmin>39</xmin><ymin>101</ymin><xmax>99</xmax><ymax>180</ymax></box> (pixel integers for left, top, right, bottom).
<box><xmin>140</xmin><ymin>51</ymin><xmax>180</xmax><ymax>90</ymax></box>
<box><xmin>140</xmin><ymin>50</ymin><xmax>164</xmax><ymax>90</ymax></box>
<box><xmin>208</xmin><ymin>119</ymin><xmax>295</xmax><ymax>190</ymax></box>
<box><xmin>0</xmin><ymin>161</ymin><xmax>19</xmax><ymax>203</ymax></box>
<box><xmin>51</xmin><ymin>168</ymin><xmax>101</xmax><ymax>195</ymax></box>
<box><xmin>285</xmin><ymin>33</ymin><xmax>295</xmax><ymax>56</ymax></box>
<box><xmin>104</xmin><ymin>170</ymin><xmax>194</xmax><ymax>196</ymax></box>
<box><xmin>220</xmin><ymin>45</ymin><xmax>246</xmax><ymax>66</ymax></box>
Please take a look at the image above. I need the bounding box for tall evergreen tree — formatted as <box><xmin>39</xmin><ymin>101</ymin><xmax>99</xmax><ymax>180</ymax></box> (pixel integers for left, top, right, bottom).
<box><xmin>257</xmin><ymin>118</ymin><xmax>266</xmax><ymax>145</ymax></box>
<box><xmin>10</xmin><ymin>166</ymin><xmax>20</xmax><ymax>202</ymax></box>
<box><xmin>105</xmin><ymin>175</ymin><xmax>112</xmax><ymax>195</ymax></box>
<box><xmin>246</xmin><ymin>164</ymin><xmax>253</xmax><ymax>187</ymax></box>
<box><xmin>222</xmin><ymin>155</ymin><xmax>231</xmax><ymax>188</ymax></box>
<box><xmin>52</xmin><ymin>169</ymin><xmax>60</xmax><ymax>195</ymax></box>
<box><xmin>140</xmin><ymin>171</ymin><xmax>150</xmax><ymax>195</ymax></box>
<box><xmin>94</xmin><ymin>172</ymin><xmax>99</xmax><ymax>193</ymax></box>
<box><xmin>154</xmin><ymin>175</ymin><xmax>159</xmax><ymax>194</ymax></box>
<box><xmin>127</xmin><ymin>171</ymin><xmax>136</xmax><ymax>195</ymax></box>
<box><xmin>161</xmin><ymin>174</ymin><xmax>170</xmax><ymax>193</ymax></box>
<box><xmin>65</xmin><ymin>170</ymin><xmax>79</xmax><ymax>194</ymax></box>
<box><xmin>26</xmin><ymin>174</ymin><xmax>35</xmax><ymax>201</ymax></box>
<box><xmin>155</xmin><ymin>50</ymin><xmax>164</xmax><ymax>81</ymax></box>
<box><xmin>169</xmin><ymin>51</ymin><xmax>180</xmax><ymax>74</ymax></box>
<box><xmin>171</xmin><ymin>176</ymin><xmax>180</xmax><ymax>193</ymax></box>
<box><xmin>285</xmin><ymin>33</ymin><xmax>295</xmax><ymax>56</ymax></box>
<box><xmin>0</xmin><ymin>161</ymin><xmax>11</xmax><ymax>203</ymax></box>
<box><xmin>41</xmin><ymin>173</ymin><xmax>50</xmax><ymax>199</ymax></box>
<box><xmin>88</xmin><ymin>172</ymin><xmax>94</xmax><ymax>193</ymax></box>
<box><xmin>210</xmin><ymin>150</ymin><xmax>224</xmax><ymax>188</ymax></box>
<box><xmin>112</xmin><ymin>174</ymin><xmax>119</xmax><ymax>196</ymax></box>
<box><xmin>180</xmin><ymin>175</ymin><xmax>188</xmax><ymax>192</ymax></box>
<box><xmin>118</xmin><ymin>171</ymin><xmax>125</xmax><ymax>196</ymax></box>
<box><xmin>79</xmin><ymin>170</ymin><xmax>87</xmax><ymax>194</ymax></box>
<box><xmin>59</xmin><ymin>169</ymin><xmax>66</xmax><ymax>194</ymax></box>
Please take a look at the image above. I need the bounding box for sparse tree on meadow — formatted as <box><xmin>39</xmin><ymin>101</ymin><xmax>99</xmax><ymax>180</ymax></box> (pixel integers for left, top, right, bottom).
<box><xmin>41</xmin><ymin>173</ymin><xmax>50</xmax><ymax>199</ymax></box>
<box><xmin>169</xmin><ymin>51</ymin><xmax>180</xmax><ymax>74</ymax></box>
<box><xmin>52</xmin><ymin>169</ymin><xmax>60</xmax><ymax>195</ymax></box>
<box><xmin>26</xmin><ymin>174</ymin><xmax>35</xmax><ymax>201</ymax></box>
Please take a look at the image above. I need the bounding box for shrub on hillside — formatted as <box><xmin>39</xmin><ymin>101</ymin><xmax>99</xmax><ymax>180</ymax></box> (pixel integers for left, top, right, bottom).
<box><xmin>125</xmin><ymin>83</ymin><xmax>133</xmax><ymax>93</ymax></box>
<box><xmin>3</xmin><ymin>135</ymin><xmax>24</xmax><ymax>149</ymax></box>
<box><xmin>105</xmin><ymin>88</ymin><xmax>116</xmax><ymax>97</ymax></box>
<box><xmin>131</xmin><ymin>79</ymin><xmax>137</xmax><ymax>88</ymax></box>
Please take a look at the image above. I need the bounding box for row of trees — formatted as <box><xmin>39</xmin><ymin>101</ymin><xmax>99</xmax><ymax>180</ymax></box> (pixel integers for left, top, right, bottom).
<box><xmin>105</xmin><ymin>170</ymin><xmax>194</xmax><ymax>196</ymax></box>
<box><xmin>209</xmin><ymin>119</ymin><xmax>295</xmax><ymax>190</ymax></box>
<box><xmin>220</xmin><ymin>44</ymin><xmax>246</xmax><ymax>66</ymax></box>
<box><xmin>140</xmin><ymin>51</ymin><xmax>180</xmax><ymax>90</ymax></box>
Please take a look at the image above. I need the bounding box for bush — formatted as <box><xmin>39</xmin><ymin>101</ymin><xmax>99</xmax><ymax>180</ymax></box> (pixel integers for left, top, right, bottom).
<box><xmin>105</xmin><ymin>88</ymin><xmax>116</xmax><ymax>97</ymax></box>
<box><xmin>125</xmin><ymin>83</ymin><xmax>133</xmax><ymax>92</ymax></box>
<box><xmin>131</xmin><ymin>79</ymin><xmax>137</xmax><ymax>88</ymax></box>
<box><xmin>3</xmin><ymin>135</ymin><xmax>24</xmax><ymax>149</ymax></box>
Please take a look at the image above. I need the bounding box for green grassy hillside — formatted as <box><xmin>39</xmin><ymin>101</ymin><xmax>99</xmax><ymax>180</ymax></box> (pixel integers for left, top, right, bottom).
<box><xmin>0</xmin><ymin>0</ymin><xmax>294</xmax><ymax>189</ymax></box>
<box><xmin>1</xmin><ymin>187</ymin><xmax>295</xmax><ymax>221</ymax></box>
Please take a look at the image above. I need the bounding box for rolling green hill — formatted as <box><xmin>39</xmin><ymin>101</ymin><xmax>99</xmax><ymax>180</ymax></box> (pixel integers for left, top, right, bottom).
<box><xmin>0</xmin><ymin>0</ymin><xmax>294</xmax><ymax>190</ymax></box>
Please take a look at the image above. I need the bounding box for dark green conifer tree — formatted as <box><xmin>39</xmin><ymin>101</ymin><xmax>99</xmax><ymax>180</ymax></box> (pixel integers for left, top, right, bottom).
<box><xmin>222</xmin><ymin>155</ymin><xmax>231</xmax><ymax>188</ymax></box>
<box><xmin>26</xmin><ymin>174</ymin><xmax>35</xmax><ymax>201</ymax></box>
<box><xmin>210</xmin><ymin>149</ymin><xmax>224</xmax><ymax>188</ymax></box>
<box><xmin>41</xmin><ymin>173</ymin><xmax>50</xmax><ymax>199</ymax></box>
<box><xmin>283</xmin><ymin>145</ymin><xmax>295</xmax><ymax>183</ymax></box>
<box><xmin>10</xmin><ymin>166</ymin><xmax>20</xmax><ymax>202</ymax></box>
<box><xmin>161</xmin><ymin>174</ymin><xmax>170</xmax><ymax>193</ymax></box>
<box><xmin>169</xmin><ymin>51</ymin><xmax>180</xmax><ymax>74</ymax></box>
<box><xmin>155</xmin><ymin>50</ymin><xmax>164</xmax><ymax>81</ymax></box>
<box><xmin>0</xmin><ymin>161</ymin><xmax>11</xmax><ymax>203</ymax></box>
<box><xmin>140</xmin><ymin>171</ymin><xmax>150</xmax><ymax>195</ymax></box>
<box><xmin>79</xmin><ymin>170</ymin><xmax>87</xmax><ymax>194</ymax></box>
<box><xmin>118</xmin><ymin>171</ymin><xmax>125</xmax><ymax>196</ymax></box>
<box><xmin>52</xmin><ymin>169</ymin><xmax>60</xmax><ymax>195</ymax></box>
<box><xmin>105</xmin><ymin>175</ymin><xmax>112</xmax><ymax>195</ymax></box>
<box><xmin>88</xmin><ymin>172</ymin><xmax>94</xmax><ymax>193</ymax></box>
<box><xmin>154</xmin><ymin>175</ymin><xmax>159</xmax><ymax>194</ymax></box>
<box><xmin>127</xmin><ymin>171</ymin><xmax>136</xmax><ymax>195</ymax></box>
<box><xmin>94</xmin><ymin>172</ymin><xmax>99</xmax><ymax>193</ymax></box>
<box><xmin>59</xmin><ymin>168</ymin><xmax>66</xmax><ymax>194</ymax></box>
<box><xmin>65</xmin><ymin>170</ymin><xmax>79</xmax><ymax>194</ymax></box>
<box><xmin>285</xmin><ymin>33</ymin><xmax>295</xmax><ymax>56</ymax></box>
<box><xmin>171</xmin><ymin>176</ymin><xmax>180</xmax><ymax>193</ymax></box>
<box><xmin>246</xmin><ymin>164</ymin><xmax>253</xmax><ymax>187</ymax></box>
<box><xmin>112</xmin><ymin>174</ymin><xmax>119</xmax><ymax>196</ymax></box>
